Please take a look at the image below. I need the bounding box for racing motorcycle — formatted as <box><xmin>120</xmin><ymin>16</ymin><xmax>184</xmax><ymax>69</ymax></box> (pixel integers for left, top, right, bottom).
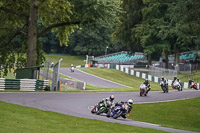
<box><xmin>70</xmin><ymin>66</ymin><xmax>75</xmax><ymax>72</ymax></box>
<box><xmin>160</xmin><ymin>80</ymin><xmax>168</xmax><ymax>93</ymax></box>
<box><xmin>172</xmin><ymin>80</ymin><xmax>182</xmax><ymax>91</ymax></box>
<box><xmin>140</xmin><ymin>83</ymin><xmax>147</xmax><ymax>96</ymax></box>
<box><xmin>107</xmin><ymin>103</ymin><xmax>129</xmax><ymax>119</ymax></box>
<box><xmin>190</xmin><ymin>81</ymin><xmax>198</xmax><ymax>90</ymax></box>
<box><xmin>91</xmin><ymin>100</ymin><xmax>112</xmax><ymax>115</ymax></box>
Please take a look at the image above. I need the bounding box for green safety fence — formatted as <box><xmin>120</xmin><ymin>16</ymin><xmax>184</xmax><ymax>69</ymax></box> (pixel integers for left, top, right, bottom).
<box><xmin>0</xmin><ymin>78</ymin><xmax>49</xmax><ymax>91</ymax></box>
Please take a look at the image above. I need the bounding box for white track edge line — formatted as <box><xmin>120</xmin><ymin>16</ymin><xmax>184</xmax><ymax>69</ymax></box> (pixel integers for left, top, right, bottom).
<box><xmin>77</xmin><ymin>69</ymin><xmax>132</xmax><ymax>88</ymax></box>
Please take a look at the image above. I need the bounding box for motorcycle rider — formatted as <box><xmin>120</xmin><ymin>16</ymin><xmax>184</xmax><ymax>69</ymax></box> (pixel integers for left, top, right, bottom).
<box><xmin>144</xmin><ymin>79</ymin><xmax>151</xmax><ymax>94</ymax></box>
<box><xmin>189</xmin><ymin>80</ymin><xmax>197</xmax><ymax>90</ymax></box>
<box><xmin>160</xmin><ymin>76</ymin><xmax>168</xmax><ymax>85</ymax></box>
<box><xmin>172</xmin><ymin>76</ymin><xmax>177</xmax><ymax>89</ymax></box>
<box><xmin>172</xmin><ymin>76</ymin><xmax>177</xmax><ymax>84</ymax></box>
<box><xmin>97</xmin><ymin>95</ymin><xmax>115</xmax><ymax>111</ymax></box>
<box><xmin>160</xmin><ymin>76</ymin><xmax>168</xmax><ymax>92</ymax></box>
<box><xmin>113</xmin><ymin>99</ymin><xmax>133</xmax><ymax>119</ymax></box>
<box><xmin>70</xmin><ymin>64</ymin><xmax>74</xmax><ymax>72</ymax></box>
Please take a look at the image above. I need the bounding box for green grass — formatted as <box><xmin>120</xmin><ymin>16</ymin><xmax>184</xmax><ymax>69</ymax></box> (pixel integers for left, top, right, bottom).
<box><xmin>45</xmin><ymin>54</ymin><xmax>85</xmax><ymax>68</ymax></box>
<box><xmin>0</xmin><ymin>101</ymin><xmax>166</xmax><ymax>133</ymax></box>
<box><xmin>179</xmin><ymin>71</ymin><xmax>200</xmax><ymax>83</ymax></box>
<box><xmin>81</xmin><ymin>68</ymin><xmax>162</xmax><ymax>91</ymax></box>
<box><xmin>129</xmin><ymin>97</ymin><xmax>200</xmax><ymax>132</ymax></box>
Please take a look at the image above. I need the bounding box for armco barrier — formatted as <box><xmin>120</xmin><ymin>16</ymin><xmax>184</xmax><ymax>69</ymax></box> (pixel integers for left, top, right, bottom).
<box><xmin>0</xmin><ymin>78</ymin><xmax>49</xmax><ymax>91</ymax></box>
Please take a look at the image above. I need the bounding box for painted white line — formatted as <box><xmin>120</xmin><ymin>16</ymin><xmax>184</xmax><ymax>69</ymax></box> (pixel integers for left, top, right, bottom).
<box><xmin>88</xmin><ymin>106</ymin><xmax>94</xmax><ymax>111</ymax></box>
<box><xmin>135</xmin><ymin>98</ymin><xmax>191</xmax><ymax>104</ymax></box>
<box><xmin>77</xmin><ymin>69</ymin><xmax>132</xmax><ymax>88</ymax></box>
<box><xmin>133</xmin><ymin>121</ymin><xmax>160</xmax><ymax>127</ymax></box>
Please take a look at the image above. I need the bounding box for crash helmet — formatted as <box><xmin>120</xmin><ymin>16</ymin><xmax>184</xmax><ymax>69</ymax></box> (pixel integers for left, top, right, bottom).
<box><xmin>127</xmin><ymin>99</ymin><xmax>133</xmax><ymax>106</ymax></box>
<box><xmin>71</xmin><ymin>64</ymin><xmax>74</xmax><ymax>67</ymax></box>
<box><xmin>174</xmin><ymin>76</ymin><xmax>177</xmax><ymax>80</ymax></box>
<box><xmin>161</xmin><ymin>76</ymin><xmax>164</xmax><ymax>80</ymax></box>
<box><xmin>109</xmin><ymin>95</ymin><xmax>115</xmax><ymax>101</ymax></box>
<box><xmin>144</xmin><ymin>79</ymin><xmax>149</xmax><ymax>84</ymax></box>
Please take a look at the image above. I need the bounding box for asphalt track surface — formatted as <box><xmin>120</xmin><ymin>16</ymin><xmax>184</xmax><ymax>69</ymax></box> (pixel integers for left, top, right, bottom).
<box><xmin>0</xmin><ymin>90</ymin><xmax>200</xmax><ymax>133</ymax></box>
<box><xmin>59</xmin><ymin>68</ymin><xmax>131</xmax><ymax>88</ymax></box>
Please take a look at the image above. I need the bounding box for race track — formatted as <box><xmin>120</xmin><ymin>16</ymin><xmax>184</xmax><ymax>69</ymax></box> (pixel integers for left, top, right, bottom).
<box><xmin>0</xmin><ymin>90</ymin><xmax>200</xmax><ymax>133</ymax></box>
<box><xmin>59</xmin><ymin>68</ymin><xmax>131</xmax><ymax>88</ymax></box>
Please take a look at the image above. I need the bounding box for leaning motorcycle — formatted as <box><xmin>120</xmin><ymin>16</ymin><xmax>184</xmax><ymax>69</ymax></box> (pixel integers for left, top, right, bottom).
<box><xmin>107</xmin><ymin>103</ymin><xmax>129</xmax><ymax>119</ymax></box>
<box><xmin>172</xmin><ymin>81</ymin><xmax>182</xmax><ymax>91</ymax></box>
<box><xmin>140</xmin><ymin>83</ymin><xmax>147</xmax><ymax>96</ymax></box>
<box><xmin>91</xmin><ymin>101</ymin><xmax>112</xmax><ymax>115</ymax></box>
<box><xmin>190</xmin><ymin>81</ymin><xmax>198</xmax><ymax>90</ymax></box>
<box><xmin>160</xmin><ymin>80</ymin><xmax>168</xmax><ymax>93</ymax></box>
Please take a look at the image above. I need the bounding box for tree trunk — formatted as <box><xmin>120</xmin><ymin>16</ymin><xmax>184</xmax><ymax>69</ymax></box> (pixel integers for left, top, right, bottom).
<box><xmin>175</xmin><ymin>47</ymin><xmax>180</xmax><ymax>65</ymax></box>
<box><xmin>27</xmin><ymin>0</ymin><xmax>37</xmax><ymax>67</ymax></box>
<box><xmin>175</xmin><ymin>46</ymin><xmax>180</xmax><ymax>73</ymax></box>
<box><xmin>148</xmin><ymin>53</ymin><xmax>152</xmax><ymax>66</ymax></box>
<box><xmin>164</xmin><ymin>49</ymin><xmax>168</xmax><ymax>69</ymax></box>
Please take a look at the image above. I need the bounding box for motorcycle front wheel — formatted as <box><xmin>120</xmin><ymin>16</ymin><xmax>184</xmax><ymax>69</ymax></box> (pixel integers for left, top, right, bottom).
<box><xmin>113</xmin><ymin>111</ymin><xmax>123</xmax><ymax>119</ymax></box>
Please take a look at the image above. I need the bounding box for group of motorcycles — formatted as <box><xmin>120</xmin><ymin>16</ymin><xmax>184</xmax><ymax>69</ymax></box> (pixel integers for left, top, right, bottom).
<box><xmin>140</xmin><ymin>78</ymin><xmax>198</xmax><ymax>96</ymax></box>
<box><xmin>91</xmin><ymin>101</ymin><xmax>130</xmax><ymax>119</ymax></box>
<box><xmin>90</xmin><ymin>78</ymin><xmax>198</xmax><ymax>119</ymax></box>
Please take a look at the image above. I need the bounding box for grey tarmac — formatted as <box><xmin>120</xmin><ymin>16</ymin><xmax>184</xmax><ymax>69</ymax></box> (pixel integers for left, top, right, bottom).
<box><xmin>59</xmin><ymin>68</ymin><xmax>131</xmax><ymax>88</ymax></box>
<box><xmin>0</xmin><ymin>90</ymin><xmax>200</xmax><ymax>133</ymax></box>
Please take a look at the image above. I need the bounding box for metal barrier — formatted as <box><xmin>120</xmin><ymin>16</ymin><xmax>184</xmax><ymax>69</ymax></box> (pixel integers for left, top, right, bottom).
<box><xmin>149</xmin><ymin>66</ymin><xmax>177</xmax><ymax>80</ymax></box>
<box><xmin>0</xmin><ymin>78</ymin><xmax>49</xmax><ymax>91</ymax></box>
<box><xmin>40</xmin><ymin>70</ymin><xmax>85</xmax><ymax>90</ymax></box>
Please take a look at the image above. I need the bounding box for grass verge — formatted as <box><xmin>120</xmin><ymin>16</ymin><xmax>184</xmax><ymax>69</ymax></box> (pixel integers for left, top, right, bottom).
<box><xmin>0</xmin><ymin>101</ymin><xmax>166</xmax><ymax>133</ymax></box>
<box><xmin>81</xmin><ymin>68</ymin><xmax>163</xmax><ymax>91</ymax></box>
<box><xmin>45</xmin><ymin>54</ymin><xmax>85</xmax><ymax>68</ymax></box>
<box><xmin>129</xmin><ymin>97</ymin><xmax>200</xmax><ymax>132</ymax></box>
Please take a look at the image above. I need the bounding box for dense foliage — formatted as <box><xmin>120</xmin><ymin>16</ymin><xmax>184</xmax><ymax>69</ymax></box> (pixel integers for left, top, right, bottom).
<box><xmin>113</xmin><ymin>0</ymin><xmax>200</xmax><ymax>65</ymax></box>
<box><xmin>0</xmin><ymin>0</ymin><xmax>199</xmax><ymax>76</ymax></box>
<box><xmin>0</xmin><ymin>0</ymin><xmax>120</xmax><ymax>76</ymax></box>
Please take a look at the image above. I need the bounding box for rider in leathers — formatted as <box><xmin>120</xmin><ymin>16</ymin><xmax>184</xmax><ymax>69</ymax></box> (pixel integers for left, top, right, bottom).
<box><xmin>172</xmin><ymin>77</ymin><xmax>178</xmax><ymax>87</ymax></box>
<box><xmin>144</xmin><ymin>79</ymin><xmax>151</xmax><ymax>94</ymax></box>
<box><xmin>160</xmin><ymin>76</ymin><xmax>168</xmax><ymax>86</ymax></box>
<box><xmin>97</xmin><ymin>95</ymin><xmax>115</xmax><ymax>112</ymax></box>
<box><xmin>113</xmin><ymin>99</ymin><xmax>133</xmax><ymax>119</ymax></box>
<box><xmin>172</xmin><ymin>76</ymin><xmax>181</xmax><ymax>89</ymax></box>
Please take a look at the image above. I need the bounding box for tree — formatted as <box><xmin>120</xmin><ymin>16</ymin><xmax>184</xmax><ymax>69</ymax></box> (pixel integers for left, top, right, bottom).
<box><xmin>167</xmin><ymin>0</ymin><xmax>200</xmax><ymax>65</ymax></box>
<box><xmin>0</xmin><ymin>0</ymin><xmax>120</xmax><ymax>76</ymax></box>
<box><xmin>66</xmin><ymin>0</ymin><xmax>121</xmax><ymax>56</ymax></box>
<box><xmin>112</xmin><ymin>0</ymin><xmax>143</xmax><ymax>52</ymax></box>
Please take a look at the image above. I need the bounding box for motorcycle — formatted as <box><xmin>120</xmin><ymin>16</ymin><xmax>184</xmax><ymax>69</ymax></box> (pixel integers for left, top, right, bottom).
<box><xmin>172</xmin><ymin>80</ymin><xmax>182</xmax><ymax>91</ymax></box>
<box><xmin>70</xmin><ymin>66</ymin><xmax>75</xmax><ymax>72</ymax></box>
<box><xmin>140</xmin><ymin>84</ymin><xmax>147</xmax><ymax>96</ymax></box>
<box><xmin>190</xmin><ymin>81</ymin><xmax>198</xmax><ymax>90</ymax></box>
<box><xmin>107</xmin><ymin>103</ymin><xmax>129</xmax><ymax>119</ymax></box>
<box><xmin>91</xmin><ymin>101</ymin><xmax>112</xmax><ymax>115</ymax></box>
<box><xmin>160</xmin><ymin>80</ymin><xmax>168</xmax><ymax>93</ymax></box>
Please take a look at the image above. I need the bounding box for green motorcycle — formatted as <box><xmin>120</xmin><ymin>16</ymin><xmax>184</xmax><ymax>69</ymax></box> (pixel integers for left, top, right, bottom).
<box><xmin>91</xmin><ymin>101</ymin><xmax>112</xmax><ymax>115</ymax></box>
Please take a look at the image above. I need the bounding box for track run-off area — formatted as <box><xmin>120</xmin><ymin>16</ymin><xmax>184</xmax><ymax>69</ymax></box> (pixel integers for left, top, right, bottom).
<box><xmin>0</xmin><ymin>90</ymin><xmax>200</xmax><ymax>133</ymax></box>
